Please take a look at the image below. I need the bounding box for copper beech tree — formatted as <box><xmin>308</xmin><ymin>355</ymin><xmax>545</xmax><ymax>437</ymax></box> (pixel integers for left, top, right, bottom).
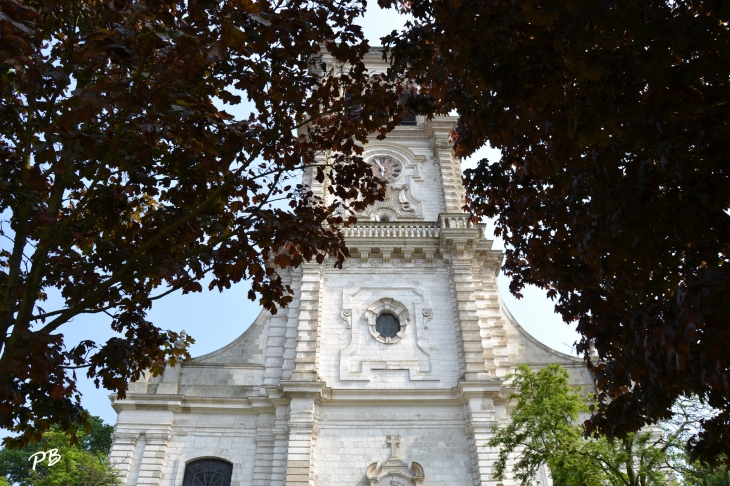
<box><xmin>382</xmin><ymin>0</ymin><xmax>730</xmax><ymax>466</ymax></box>
<box><xmin>0</xmin><ymin>0</ymin><xmax>405</xmax><ymax>447</ymax></box>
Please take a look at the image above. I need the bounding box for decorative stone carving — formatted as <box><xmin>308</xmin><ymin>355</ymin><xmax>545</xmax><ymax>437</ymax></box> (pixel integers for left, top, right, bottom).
<box><xmin>381</xmin><ymin>251</ymin><xmax>391</xmax><ymax>265</ymax></box>
<box><xmin>363</xmin><ymin>185</ymin><xmax>423</xmax><ymax>221</ymax></box>
<box><xmin>425</xmin><ymin>253</ymin><xmax>434</xmax><ymax>266</ymax></box>
<box><xmin>372</xmin><ymin>208</ymin><xmax>398</xmax><ymax>223</ymax></box>
<box><xmin>358</xmin><ymin>149</ymin><xmax>424</xmax><ymax>221</ymax></box>
<box><xmin>366</xmin><ymin>435</ymin><xmax>425</xmax><ymax>486</ymax></box>
<box><xmin>339</xmin><ymin>287</ymin><xmax>439</xmax><ymax>382</ymax></box>
<box><xmin>366</xmin><ymin>297</ymin><xmax>410</xmax><ymax>344</ymax></box>
<box><xmin>341</xmin><ymin>309</ymin><xmax>352</xmax><ymax>329</ymax></box>
<box><xmin>434</xmin><ymin>138</ymin><xmax>451</xmax><ymax>149</ymax></box>
<box><xmin>422</xmin><ymin>309</ymin><xmax>433</xmax><ymax>330</ymax></box>
<box><xmin>397</xmin><ymin>185</ymin><xmax>418</xmax><ymax>213</ymax></box>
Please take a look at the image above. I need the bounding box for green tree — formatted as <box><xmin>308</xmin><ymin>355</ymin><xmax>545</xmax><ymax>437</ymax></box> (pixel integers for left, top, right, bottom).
<box><xmin>0</xmin><ymin>414</ymin><xmax>118</xmax><ymax>485</ymax></box>
<box><xmin>683</xmin><ymin>463</ymin><xmax>730</xmax><ymax>486</ymax></box>
<box><xmin>381</xmin><ymin>0</ymin><xmax>730</xmax><ymax>465</ymax></box>
<box><xmin>27</xmin><ymin>444</ymin><xmax>121</xmax><ymax>486</ymax></box>
<box><xmin>661</xmin><ymin>399</ymin><xmax>730</xmax><ymax>486</ymax></box>
<box><xmin>0</xmin><ymin>0</ymin><xmax>405</xmax><ymax>447</ymax></box>
<box><xmin>488</xmin><ymin>364</ymin><xmax>678</xmax><ymax>486</ymax></box>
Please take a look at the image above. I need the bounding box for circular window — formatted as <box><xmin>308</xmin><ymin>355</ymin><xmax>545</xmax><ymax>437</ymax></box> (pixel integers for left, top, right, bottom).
<box><xmin>376</xmin><ymin>313</ymin><xmax>401</xmax><ymax>339</ymax></box>
<box><xmin>366</xmin><ymin>298</ymin><xmax>409</xmax><ymax>344</ymax></box>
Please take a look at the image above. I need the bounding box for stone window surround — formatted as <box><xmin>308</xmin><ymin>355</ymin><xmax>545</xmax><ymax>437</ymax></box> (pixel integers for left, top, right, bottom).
<box><xmin>182</xmin><ymin>458</ymin><xmax>233</xmax><ymax>486</ymax></box>
<box><xmin>170</xmin><ymin>450</ymin><xmax>239</xmax><ymax>486</ymax></box>
<box><xmin>366</xmin><ymin>297</ymin><xmax>410</xmax><ymax>344</ymax></box>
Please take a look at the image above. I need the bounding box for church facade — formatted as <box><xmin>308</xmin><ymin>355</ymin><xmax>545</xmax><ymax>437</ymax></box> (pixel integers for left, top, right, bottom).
<box><xmin>108</xmin><ymin>50</ymin><xmax>591</xmax><ymax>486</ymax></box>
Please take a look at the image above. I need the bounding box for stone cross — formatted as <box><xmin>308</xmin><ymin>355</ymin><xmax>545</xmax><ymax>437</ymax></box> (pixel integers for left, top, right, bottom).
<box><xmin>386</xmin><ymin>435</ymin><xmax>400</xmax><ymax>458</ymax></box>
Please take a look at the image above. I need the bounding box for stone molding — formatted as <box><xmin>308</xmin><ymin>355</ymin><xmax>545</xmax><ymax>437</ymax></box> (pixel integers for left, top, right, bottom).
<box><xmin>168</xmin><ymin>448</ymin><xmax>238</xmax><ymax>486</ymax></box>
<box><xmin>111</xmin><ymin>431</ymin><xmax>140</xmax><ymax>443</ymax></box>
<box><xmin>366</xmin><ymin>297</ymin><xmax>410</xmax><ymax>344</ymax></box>
<box><xmin>359</xmin><ymin>145</ymin><xmax>426</xmax><ymax>222</ymax></box>
<box><xmin>339</xmin><ymin>286</ymin><xmax>438</xmax><ymax>382</ymax></box>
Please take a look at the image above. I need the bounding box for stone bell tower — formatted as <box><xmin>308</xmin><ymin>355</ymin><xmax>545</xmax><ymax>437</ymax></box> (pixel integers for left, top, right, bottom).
<box><xmin>108</xmin><ymin>48</ymin><xmax>590</xmax><ymax>486</ymax></box>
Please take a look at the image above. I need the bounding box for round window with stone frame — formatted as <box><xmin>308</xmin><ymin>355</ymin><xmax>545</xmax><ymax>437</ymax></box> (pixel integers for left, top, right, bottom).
<box><xmin>365</xmin><ymin>298</ymin><xmax>409</xmax><ymax>344</ymax></box>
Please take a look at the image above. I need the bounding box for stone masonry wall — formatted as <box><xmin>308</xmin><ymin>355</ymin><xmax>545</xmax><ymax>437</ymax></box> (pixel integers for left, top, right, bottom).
<box><xmin>318</xmin><ymin>261</ymin><xmax>462</xmax><ymax>389</ymax></box>
<box><xmin>313</xmin><ymin>404</ymin><xmax>474</xmax><ymax>486</ymax></box>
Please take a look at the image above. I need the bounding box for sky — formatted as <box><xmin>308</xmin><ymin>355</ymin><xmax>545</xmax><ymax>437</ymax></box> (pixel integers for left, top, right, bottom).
<box><xmin>14</xmin><ymin>3</ymin><xmax>582</xmax><ymax>428</ymax></box>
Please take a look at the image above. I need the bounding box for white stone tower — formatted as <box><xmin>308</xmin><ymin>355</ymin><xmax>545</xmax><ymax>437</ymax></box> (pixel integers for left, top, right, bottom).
<box><xmin>108</xmin><ymin>49</ymin><xmax>591</xmax><ymax>486</ymax></box>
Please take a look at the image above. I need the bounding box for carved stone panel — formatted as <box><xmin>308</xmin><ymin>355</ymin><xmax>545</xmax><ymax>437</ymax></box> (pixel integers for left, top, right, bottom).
<box><xmin>358</xmin><ymin>149</ymin><xmax>425</xmax><ymax>222</ymax></box>
<box><xmin>339</xmin><ymin>286</ymin><xmax>439</xmax><ymax>382</ymax></box>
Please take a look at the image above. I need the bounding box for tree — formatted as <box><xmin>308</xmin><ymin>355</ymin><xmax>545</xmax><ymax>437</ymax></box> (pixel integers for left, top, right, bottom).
<box><xmin>78</xmin><ymin>415</ymin><xmax>114</xmax><ymax>457</ymax></box>
<box><xmin>683</xmin><ymin>463</ymin><xmax>730</xmax><ymax>486</ymax></box>
<box><xmin>381</xmin><ymin>0</ymin><xmax>730</xmax><ymax>465</ymax></box>
<box><xmin>0</xmin><ymin>413</ymin><xmax>119</xmax><ymax>486</ymax></box>
<box><xmin>488</xmin><ymin>364</ymin><xmax>679</xmax><ymax>486</ymax></box>
<box><xmin>662</xmin><ymin>399</ymin><xmax>730</xmax><ymax>486</ymax></box>
<box><xmin>0</xmin><ymin>0</ymin><xmax>405</xmax><ymax>447</ymax></box>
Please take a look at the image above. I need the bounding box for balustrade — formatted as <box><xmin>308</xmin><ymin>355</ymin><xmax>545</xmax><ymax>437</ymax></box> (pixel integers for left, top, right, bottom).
<box><xmin>342</xmin><ymin>224</ymin><xmax>440</xmax><ymax>238</ymax></box>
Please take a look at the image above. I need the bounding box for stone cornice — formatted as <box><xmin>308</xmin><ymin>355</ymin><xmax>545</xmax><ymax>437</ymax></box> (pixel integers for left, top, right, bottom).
<box><xmin>183</xmin><ymin>362</ymin><xmax>266</xmax><ymax>369</ymax></box>
<box><xmin>453</xmin><ymin>380</ymin><xmax>506</xmax><ymax>401</ymax></box>
<box><xmin>279</xmin><ymin>380</ymin><xmax>331</xmax><ymax>399</ymax></box>
<box><xmin>326</xmin><ymin>387</ymin><xmax>492</xmax><ymax>405</ymax></box>
<box><xmin>342</xmin><ymin>215</ymin><xmax>503</xmax><ymax>273</ymax></box>
<box><xmin>110</xmin><ymin>393</ymin><xmax>277</xmax><ymax>414</ymax></box>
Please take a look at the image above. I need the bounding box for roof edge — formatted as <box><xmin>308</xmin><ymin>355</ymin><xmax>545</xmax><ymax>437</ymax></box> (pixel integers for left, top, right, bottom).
<box><xmin>191</xmin><ymin>308</ymin><xmax>269</xmax><ymax>362</ymax></box>
<box><xmin>498</xmin><ymin>292</ymin><xmax>583</xmax><ymax>363</ymax></box>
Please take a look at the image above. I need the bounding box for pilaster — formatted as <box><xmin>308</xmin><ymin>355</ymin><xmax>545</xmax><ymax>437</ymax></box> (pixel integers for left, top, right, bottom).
<box><xmin>429</xmin><ymin>117</ymin><xmax>465</xmax><ymax>213</ymax></box>
<box><xmin>270</xmin><ymin>405</ymin><xmax>291</xmax><ymax>486</ymax></box>
<box><xmin>465</xmin><ymin>417</ymin><xmax>503</xmax><ymax>486</ymax></box>
<box><xmin>284</xmin><ymin>397</ymin><xmax>319</xmax><ymax>486</ymax></box>
<box><xmin>290</xmin><ymin>263</ymin><xmax>323</xmax><ymax>381</ymax></box>
<box><xmin>279</xmin><ymin>267</ymin><xmax>301</xmax><ymax>382</ymax></box>
<box><xmin>136</xmin><ymin>430</ymin><xmax>172</xmax><ymax>485</ymax></box>
<box><xmin>457</xmin><ymin>382</ymin><xmax>503</xmax><ymax>486</ymax></box>
<box><xmin>252</xmin><ymin>414</ymin><xmax>275</xmax><ymax>486</ymax></box>
<box><xmin>450</xmin><ymin>257</ymin><xmax>490</xmax><ymax>382</ymax></box>
<box><xmin>109</xmin><ymin>431</ymin><xmax>139</xmax><ymax>484</ymax></box>
<box><xmin>475</xmin><ymin>275</ymin><xmax>511</xmax><ymax>378</ymax></box>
